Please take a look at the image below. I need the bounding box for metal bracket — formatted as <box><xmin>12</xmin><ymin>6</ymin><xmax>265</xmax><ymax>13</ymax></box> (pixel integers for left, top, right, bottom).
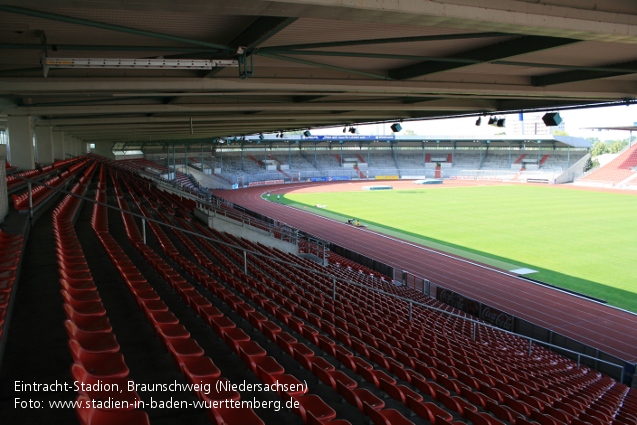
<box><xmin>238</xmin><ymin>51</ymin><xmax>253</xmax><ymax>79</ymax></box>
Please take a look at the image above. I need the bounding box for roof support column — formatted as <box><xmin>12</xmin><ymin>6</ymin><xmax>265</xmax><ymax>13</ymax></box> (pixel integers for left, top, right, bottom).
<box><xmin>52</xmin><ymin>131</ymin><xmax>65</xmax><ymax>161</ymax></box>
<box><xmin>35</xmin><ymin>125</ymin><xmax>54</xmax><ymax>165</ymax></box>
<box><xmin>7</xmin><ymin>116</ymin><xmax>35</xmax><ymax>170</ymax></box>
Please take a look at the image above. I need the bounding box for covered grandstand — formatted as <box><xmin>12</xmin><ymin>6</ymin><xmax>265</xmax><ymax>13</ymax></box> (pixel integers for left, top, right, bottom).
<box><xmin>125</xmin><ymin>135</ymin><xmax>590</xmax><ymax>190</ymax></box>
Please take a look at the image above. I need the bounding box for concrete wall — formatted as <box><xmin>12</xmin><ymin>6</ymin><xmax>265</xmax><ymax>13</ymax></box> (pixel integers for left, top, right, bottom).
<box><xmin>90</xmin><ymin>141</ymin><xmax>116</xmax><ymax>160</ymax></box>
<box><xmin>557</xmin><ymin>153</ymin><xmax>590</xmax><ymax>184</ymax></box>
<box><xmin>186</xmin><ymin>165</ymin><xmax>232</xmax><ymax>189</ymax></box>
<box><xmin>194</xmin><ymin>208</ymin><xmax>298</xmax><ymax>255</ymax></box>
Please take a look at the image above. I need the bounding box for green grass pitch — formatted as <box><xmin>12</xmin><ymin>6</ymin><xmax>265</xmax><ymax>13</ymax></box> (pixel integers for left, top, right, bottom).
<box><xmin>278</xmin><ymin>185</ymin><xmax>637</xmax><ymax>313</ymax></box>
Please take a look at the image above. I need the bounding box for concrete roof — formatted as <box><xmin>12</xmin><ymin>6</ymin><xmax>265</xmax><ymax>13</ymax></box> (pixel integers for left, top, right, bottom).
<box><xmin>0</xmin><ymin>0</ymin><xmax>636</xmax><ymax>144</ymax></box>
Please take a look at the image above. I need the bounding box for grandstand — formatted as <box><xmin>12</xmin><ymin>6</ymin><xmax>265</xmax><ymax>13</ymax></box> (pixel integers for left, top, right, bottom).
<box><xmin>3</xmin><ymin>0</ymin><xmax>637</xmax><ymax>423</ymax></box>
<box><xmin>120</xmin><ymin>136</ymin><xmax>589</xmax><ymax>190</ymax></box>
<box><xmin>1</xmin><ymin>154</ymin><xmax>636</xmax><ymax>425</ymax></box>
<box><xmin>576</xmin><ymin>144</ymin><xmax>637</xmax><ymax>188</ymax></box>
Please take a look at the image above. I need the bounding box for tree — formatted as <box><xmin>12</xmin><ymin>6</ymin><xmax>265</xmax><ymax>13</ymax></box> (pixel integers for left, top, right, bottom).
<box><xmin>553</xmin><ymin>129</ymin><xmax>569</xmax><ymax>136</ymax></box>
<box><xmin>591</xmin><ymin>140</ymin><xmax>609</xmax><ymax>157</ymax></box>
<box><xmin>584</xmin><ymin>156</ymin><xmax>598</xmax><ymax>172</ymax></box>
<box><xmin>609</xmin><ymin>140</ymin><xmax>627</xmax><ymax>154</ymax></box>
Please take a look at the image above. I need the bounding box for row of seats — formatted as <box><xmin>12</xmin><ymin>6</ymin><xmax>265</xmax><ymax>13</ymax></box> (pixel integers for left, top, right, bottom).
<box><xmin>103</xmin><ymin>162</ymin><xmax>636</xmax><ymax>425</ymax></box>
<box><xmin>6</xmin><ymin>156</ymin><xmax>83</xmax><ymax>192</ymax></box>
<box><xmin>116</xmin><ymin>173</ymin><xmax>355</xmax><ymax>425</ymax></box>
<box><xmin>52</xmin><ymin>161</ymin><xmax>151</xmax><ymax>425</ymax></box>
<box><xmin>127</xmin><ymin>186</ymin><xmax>484</xmax><ymax>425</ymax></box>
<box><xmin>186</xmin><ymin>208</ymin><xmax>632</xmax><ymax>424</ymax></box>
<box><xmin>0</xmin><ymin>230</ymin><xmax>24</xmax><ymax>342</ymax></box>
<box><xmin>160</xmin><ymin>200</ymin><xmax>502</xmax><ymax>422</ymax></box>
<box><xmin>107</xmin><ymin>168</ymin><xmax>272</xmax><ymax>425</ymax></box>
<box><xmin>11</xmin><ymin>159</ymin><xmax>90</xmax><ymax>210</ymax></box>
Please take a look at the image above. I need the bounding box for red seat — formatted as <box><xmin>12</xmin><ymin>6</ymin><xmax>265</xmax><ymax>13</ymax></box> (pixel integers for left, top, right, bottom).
<box><xmin>155</xmin><ymin>323</ymin><xmax>190</xmax><ymax>340</ymax></box>
<box><xmin>532</xmin><ymin>410</ymin><xmax>563</xmax><ymax>425</ymax></box>
<box><xmin>179</xmin><ymin>355</ymin><xmax>221</xmax><ymax>384</ymax></box>
<box><xmin>64</xmin><ymin>305</ymin><xmax>112</xmax><ymax>333</ymax></box>
<box><xmin>316</xmin><ymin>368</ymin><xmax>357</xmax><ymax>392</ymax></box>
<box><xmin>253</xmin><ymin>356</ymin><xmax>286</xmax><ymax>380</ymax></box>
<box><xmin>407</xmin><ymin>398</ymin><xmax>454</xmax><ymax>424</ymax></box>
<box><xmin>359</xmin><ymin>367</ymin><xmax>395</xmax><ymax>390</ymax></box>
<box><xmin>65</xmin><ymin>321</ymin><xmax>120</xmax><ymax>353</ymax></box>
<box><xmin>275</xmin><ymin>332</ymin><xmax>297</xmax><ymax>356</ymax></box>
<box><xmin>63</xmin><ymin>297</ymin><xmax>106</xmax><ymax>318</ymax></box>
<box><xmin>363</xmin><ymin>402</ymin><xmax>415</xmax><ymax>425</ymax></box>
<box><xmin>221</xmin><ymin>327</ymin><xmax>251</xmax><ymax>353</ymax></box>
<box><xmin>166</xmin><ymin>338</ymin><xmax>205</xmax><ymax>362</ymax></box>
<box><xmin>337</xmin><ymin>380</ymin><xmax>385</xmax><ymax>413</ymax></box>
<box><xmin>381</xmin><ymin>379</ymin><xmax>423</xmax><ymax>407</ymax></box>
<box><xmin>438</xmin><ymin>391</ymin><xmax>479</xmax><ymax>419</ymax></box>
<box><xmin>261</xmin><ymin>320</ymin><xmax>282</xmax><ymax>341</ymax></box>
<box><xmin>317</xmin><ymin>334</ymin><xmax>337</xmax><ymax>356</ymax></box>
<box><xmin>237</xmin><ymin>341</ymin><xmax>268</xmax><ymax>371</ymax></box>
<box><xmin>292</xmin><ymin>343</ymin><xmax>315</xmax><ymax>370</ymax></box>
<box><xmin>261</xmin><ymin>373</ymin><xmax>307</xmax><ymax>398</ymax></box>
<box><xmin>291</xmin><ymin>394</ymin><xmax>337</xmax><ymax>423</ymax></box>
<box><xmin>69</xmin><ymin>343</ymin><xmax>129</xmax><ymax>379</ymax></box>
<box><xmin>334</xmin><ymin>345</ymin><xmax>356</xmax><ymax>370</ymax></box>
<box><xmin>61</xmin><ymin>287</ymin><xmax>100</xmax><ymax>302</ymax></box>
<box><xmin>506</xmin><ymin>397</ymin><xmax>539</xmax><ymax>417</ymax></box>
<box><xmin>461</xmin><ymin>387</ymin><xmax>496</xmax><ymax>409</ymax></box>
<box><xmin>466</xmin><ymin>410</ymin><xmax>507</xmax><ymax>425</ymax></box>
<box><xmin>486</xmin><ymin>399</ymin><xmax>521</xmax><ymax>425</ymax></box>
<box><xmin>149</xmin><ymin>310</ymin><xmax>180</xmax><ymax>326</ymax></box>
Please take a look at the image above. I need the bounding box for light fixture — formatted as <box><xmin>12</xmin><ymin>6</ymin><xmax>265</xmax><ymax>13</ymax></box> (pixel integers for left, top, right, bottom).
<box><xmin>488</xmin><ymin>117</ymin><xmax>497</xmax><ymax>126</ymax></box>
<box><xmin>42</xmin><ymin>57</ymin><xmax>239</xmax><ymax>78</ymax></box>
<box><xmin>303</xmin><ymin>130</ymin><xmax>312</xmax><ymax>137</ymax></box>
<box><xmin>475</xmin><ymin>117</ymin><xmax>482</xmax><ymax>126</ymax></box>
<box><xmin>343</xmin><ymin>127</ymin><xmax>347</xmax><ymax>133</ymax></box>
<box><xmin>390</xmin><ymin>123</ymin><xmax>402</xmax><ymax>133</ymax></box>
<box><xmin>497</xmin><ymin>118</ymin><xmax>506</xmax><ymax>127</ymax></box>
<box><xmin>348</xmin><ymin>127</ymin><xmax>357</xmax><ymax>134</ymax></box>
<box><xmin>259</xmin><ymin>133</ymin><xmax>264</xmax><ymax>140</ymax></box>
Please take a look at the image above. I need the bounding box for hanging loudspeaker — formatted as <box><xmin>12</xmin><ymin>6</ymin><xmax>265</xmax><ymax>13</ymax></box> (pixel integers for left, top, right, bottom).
<box><xmin>542</xmin><ymin>112</ymin><xmax>562</xmax><ymax>127</ymax></box>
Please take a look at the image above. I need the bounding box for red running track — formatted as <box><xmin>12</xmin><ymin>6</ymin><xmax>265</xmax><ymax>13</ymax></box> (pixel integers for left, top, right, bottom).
<box><xmin>214</xmin><ymin>182</ymin><xmax>637</xmax><ymax>364</ymax></box>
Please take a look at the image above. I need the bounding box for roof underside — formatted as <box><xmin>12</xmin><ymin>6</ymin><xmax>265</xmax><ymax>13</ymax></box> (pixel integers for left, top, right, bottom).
<box><xmin>0</xmin><ymin>0</ymin><xmax>636</xmax><ymax>144</ymax></box>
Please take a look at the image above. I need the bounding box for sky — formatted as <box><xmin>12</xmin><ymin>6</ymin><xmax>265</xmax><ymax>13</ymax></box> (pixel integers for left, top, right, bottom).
<box><xmin>314</xmin><ymin>104</ymin><xmax>637</xmax><ymax>142</ymax></box>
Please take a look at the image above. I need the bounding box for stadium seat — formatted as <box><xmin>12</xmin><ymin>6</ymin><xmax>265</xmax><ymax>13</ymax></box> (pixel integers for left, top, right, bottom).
<box><xmin>363</xmin><ymin>402</ymin><xmax>415</xmax><ymax>425</ymax></box>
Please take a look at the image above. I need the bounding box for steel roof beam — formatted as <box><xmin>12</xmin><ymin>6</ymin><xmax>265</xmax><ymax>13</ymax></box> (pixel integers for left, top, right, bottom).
<box><xmin>261</xmin><ymin>32</ymin><xmax>509</xmax><ymax>50</ymax></box>
<box><xmin>388</xmin><ymin>36</ymin><xmax>579</xmax><ymax>80</ymax></box>
<box><xmin>203</xmin><ymin>16</ymin><xmax>297</xmax><ymax>78</ymax></box>
<box><xmin>532</xmin><ymin>60</ymin><xmax>637</xmax><ymax>86</ymax></box>
<box><xmin>0</xmin><ymin>5</ymin><xmax>236</xmax><ymax>53</ymax></box>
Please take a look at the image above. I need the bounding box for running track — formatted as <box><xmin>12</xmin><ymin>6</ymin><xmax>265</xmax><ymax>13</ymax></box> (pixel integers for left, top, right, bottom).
<box><xmin>214</xmin><ymin>182</ymin><xmax>637</xmax><ymax>364</ymax></box>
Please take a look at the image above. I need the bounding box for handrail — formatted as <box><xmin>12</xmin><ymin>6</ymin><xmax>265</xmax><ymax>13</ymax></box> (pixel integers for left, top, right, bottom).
<box><xmin>12</xmin><ymin>172</ymin><xmax>629</xmax><ymax>376</ymax></box>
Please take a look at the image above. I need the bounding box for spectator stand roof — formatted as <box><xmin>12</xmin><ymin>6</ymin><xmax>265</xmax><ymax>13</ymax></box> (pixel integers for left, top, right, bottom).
<box><xmin>0</xmin><ymin>0</ymin><xmax>636</xmax><ymax>144</ymax></box>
